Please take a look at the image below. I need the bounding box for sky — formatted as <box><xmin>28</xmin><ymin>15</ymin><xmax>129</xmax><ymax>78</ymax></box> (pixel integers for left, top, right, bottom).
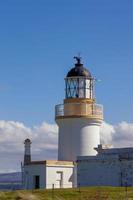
<box><xmin>0</xmin><ymin>0</ymin><xmax>133</xmax><ymax>172</ymax></box>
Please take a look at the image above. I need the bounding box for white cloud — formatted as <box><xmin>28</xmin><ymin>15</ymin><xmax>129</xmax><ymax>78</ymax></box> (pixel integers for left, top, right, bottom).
<box><xmin>100</xmin><ymin>121</ymin><xmax>115</xmax><ymax>146</ymax></box>
<box><xmin>0</xmin><ymin>120</ymin><xmax>58</xmax><ymax>172</ymax></box>
<box><xmin>101</xmin><ymin>121</ymin><xmax>133</xmax><ymax>148</ymax></box>
<box><xmin>0</xmin><ymin>120</ymin><xmax>133</xmax><ymax>172</ymax></box>
<box><xmin>0</xmin><ymin>120</ymin><xmax>58</xmax><ymax>152</ymax></box>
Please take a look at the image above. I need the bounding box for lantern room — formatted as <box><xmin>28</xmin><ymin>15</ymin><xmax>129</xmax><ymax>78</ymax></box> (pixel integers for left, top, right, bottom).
<box><xmin>65</xmin><ymin>56</ymin><xmax>94</xmax><ymax>99</ymax></box>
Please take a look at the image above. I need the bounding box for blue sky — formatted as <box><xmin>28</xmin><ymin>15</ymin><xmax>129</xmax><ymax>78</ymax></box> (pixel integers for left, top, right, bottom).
<box><xmin>0</xmin><ymin>0</ymin><xmax>133</xmax><ymax>125</ymax></box>
<box><xmin>0</xmin><ymin>0</ymin><xmax>133</xmax><ymax>172</ymax></box>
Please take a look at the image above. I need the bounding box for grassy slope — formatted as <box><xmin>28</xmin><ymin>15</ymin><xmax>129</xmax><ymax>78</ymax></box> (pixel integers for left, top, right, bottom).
<box><xmin>0</xmin><ymin>187</ymin><xmax>133</xmax><ymax>200</ymax></box>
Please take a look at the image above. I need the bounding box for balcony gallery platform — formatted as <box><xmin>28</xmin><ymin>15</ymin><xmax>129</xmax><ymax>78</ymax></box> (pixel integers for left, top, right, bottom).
<box><xmin>55</xmin><ymin>98</ymin><xmax>103</xmax><ymax>120</ymax></box>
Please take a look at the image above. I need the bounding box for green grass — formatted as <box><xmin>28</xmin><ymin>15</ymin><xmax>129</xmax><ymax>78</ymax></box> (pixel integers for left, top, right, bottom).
<box><xmin>0</xmin><ymin>187</ymin><xmax>133</xmax><ymax>200</ymax></box>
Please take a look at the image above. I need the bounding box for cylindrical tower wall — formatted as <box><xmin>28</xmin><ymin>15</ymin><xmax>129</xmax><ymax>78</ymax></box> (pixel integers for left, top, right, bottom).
<box><xmin>24</xmin><ymin>143</ymin><xmax>31</xmax><ymax>155</ymax></box>
<box><xmin>57</xmin><ymin>117</ymin><xmax>102</xmax><ymax>161</ymax></box>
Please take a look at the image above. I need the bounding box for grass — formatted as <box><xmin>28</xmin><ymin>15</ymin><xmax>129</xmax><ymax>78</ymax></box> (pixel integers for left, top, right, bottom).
<box><xmin>0</xmin><ymin>187</ymin><xmax>133</xmax><ymax>200</ymax></box>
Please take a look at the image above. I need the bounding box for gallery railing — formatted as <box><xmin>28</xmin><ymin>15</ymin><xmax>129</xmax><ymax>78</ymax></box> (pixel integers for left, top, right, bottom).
<box><xmin>55</xmin><ymin>103</ymin><xmax>103</xmax><ymax>120</ymax></box>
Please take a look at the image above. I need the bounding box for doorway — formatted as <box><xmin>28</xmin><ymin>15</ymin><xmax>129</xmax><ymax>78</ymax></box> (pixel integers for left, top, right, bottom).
<box><xmin>34</xmin><ymin>175</ymin><xmax>40</xmax><ymax>189</ymax></box>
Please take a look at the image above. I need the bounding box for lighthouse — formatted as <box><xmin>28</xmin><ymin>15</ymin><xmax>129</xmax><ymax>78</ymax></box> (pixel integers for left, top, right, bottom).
<box><xmin>55</xmin><ymin>57</ymin><xmax>103</xmax><ymax>161</ymax></box>
<box><xmin>22</xmin><ymin>57</ymin><xmax>133</xmax><ymax>189</ymax></box>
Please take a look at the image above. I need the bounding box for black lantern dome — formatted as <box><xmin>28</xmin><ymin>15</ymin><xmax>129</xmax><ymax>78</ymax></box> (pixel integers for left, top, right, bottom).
<box><xmin>24</xmin><ymin>138</ymin><xmax>31</xmax><ymax>143</ymax></box>
<box><xmin>67</xmin><ymin>56</ymin><xmax>92</xmax><ymax>78</ymax></box>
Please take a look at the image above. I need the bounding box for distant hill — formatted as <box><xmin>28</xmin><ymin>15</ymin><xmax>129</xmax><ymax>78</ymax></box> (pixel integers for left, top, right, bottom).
<box><xmin>0</xmin><ymin>172</ymin><xmax>22</xmax><ymax>190</ymax></box>
<box><xmin>0</xmin><ymin>172</ymin><xmax>22</xmax><ymax>183</ymax></box>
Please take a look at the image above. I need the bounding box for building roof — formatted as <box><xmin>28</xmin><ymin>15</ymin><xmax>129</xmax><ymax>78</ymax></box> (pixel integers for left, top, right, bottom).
<box><xmin>27</xmin><ymin>160</ymin><xmax>74</xmax><ymax>167</ymax></box>
<box><xmin>95</xmin><ymin>144</ymin><xmax>133</xmax><ymax>155</ymax></box>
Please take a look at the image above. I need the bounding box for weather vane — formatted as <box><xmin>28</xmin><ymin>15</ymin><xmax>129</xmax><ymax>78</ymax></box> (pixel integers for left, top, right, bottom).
<box><xmin>74</xmin><ymin>54</ymin><xmax>82</xmax><ymax>65</ymax></box>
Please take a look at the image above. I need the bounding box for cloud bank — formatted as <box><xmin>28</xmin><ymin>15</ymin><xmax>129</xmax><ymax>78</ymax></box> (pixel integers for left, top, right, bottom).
<box><xmin>0</xmin><ymin>120</ymin><xmax>133</xmax><ymax>172</ymax></box>
<box><xmin>101</xmin><ymin>121</ymin><xmax>133</xmax><ymax>148</ymax></box>
<box><xmin>0</xmin><ymin>121</ymin><xmax>58</xmax><ymax>172</ymax></box>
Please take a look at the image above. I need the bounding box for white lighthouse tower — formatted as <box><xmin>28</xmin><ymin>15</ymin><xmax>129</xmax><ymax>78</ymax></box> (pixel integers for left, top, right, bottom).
<box><xmin>55</xmin><ymin>56</ymin><xmax>103</xmax><ymax>161</ymax></box>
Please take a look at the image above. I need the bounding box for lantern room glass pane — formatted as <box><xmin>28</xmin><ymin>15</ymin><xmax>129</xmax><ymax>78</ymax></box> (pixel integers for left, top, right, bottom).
<box><xmin>66</xmin><ymin>77</ymin><xmax>94</xmax><ymax>99</ymax></box>
<box><xmin>86</xmin><ymin>79</ymin><xmax>90</xmax><ymax>98</ymax></box>
<box><xmin>79</xmin><ymin>78</ymin><xmax>85</xmax><ymax>98</ymax></box>
<box><xmin>66</xmin><ymin>78</ymin><xmax>78</xmax><ymax>98</ymax></box>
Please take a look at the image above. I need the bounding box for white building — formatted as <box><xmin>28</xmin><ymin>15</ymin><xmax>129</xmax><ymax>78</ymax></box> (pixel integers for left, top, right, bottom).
<box><xmin>23</xmin><ymin>159</ymin><xmax>75</xmax><ymax>189</ymax></box>
<box><xmin>77</xmin><ymin>145</ymin><xmax>133</xmax><ymax>187</ymax></box>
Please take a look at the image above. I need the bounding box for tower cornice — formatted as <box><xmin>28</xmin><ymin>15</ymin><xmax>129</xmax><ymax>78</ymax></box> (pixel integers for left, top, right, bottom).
<box><xmin>64</xmin><ymin>98</ymin><xmax>95</xmax><ymax>104</ymax></box>
<box><xmin>56</xmin><ymin>115</ymin><xmax>103</xmax><ymax>121</ymax></box>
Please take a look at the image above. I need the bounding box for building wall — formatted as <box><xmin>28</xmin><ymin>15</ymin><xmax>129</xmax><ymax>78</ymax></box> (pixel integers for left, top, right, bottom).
<box><xmin>77</xmin><ymin>156</ymin><xmax>133</xmax><ymax>187</ymax></box>
<box><xmin>23</xmin><ymin>164</ymin><xmax>46</xmax><ymax>189</ymax></box>
<box><xmin>46</xmin><ymin>165</ymin><xmax>75</xmax><ymax>189</ymax></box>
<box><xmin>57</xmin><ymin>118</ymin><xmax>101</xmax><ymax>161</ymax></box>
<box><xmin>120</xmin><ymin>159</ymin><xmax>133</xmax><ymax>186</ymax></box>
